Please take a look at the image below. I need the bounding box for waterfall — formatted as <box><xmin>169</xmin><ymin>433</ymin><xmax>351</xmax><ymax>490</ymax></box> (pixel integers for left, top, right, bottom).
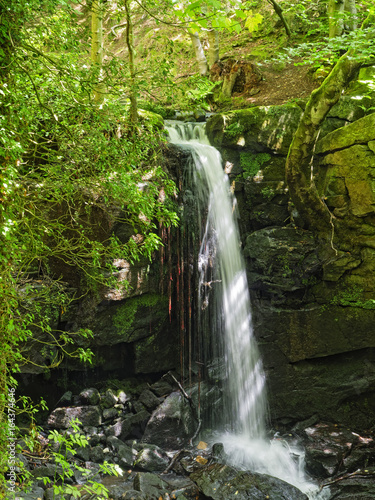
<box><xmin>166</xmin><ymin>120</ymin><xmax>329</xmax><ymax>500</ymax></box>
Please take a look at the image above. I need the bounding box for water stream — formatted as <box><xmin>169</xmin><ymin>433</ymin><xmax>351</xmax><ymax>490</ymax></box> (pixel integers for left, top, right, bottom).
<box><xmin>166</xmin><ymin>120</ymin><xmax>329</xmax><ymax>499</ymax></box>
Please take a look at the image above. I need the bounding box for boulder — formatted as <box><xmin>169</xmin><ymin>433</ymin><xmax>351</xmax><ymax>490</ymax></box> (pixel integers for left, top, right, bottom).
<box><xmin>133</xmin><ymin>472</ymin><xmax>170</xmax><ymax>498</ymax></box>
<box><xmin>101</xmin><ymin>389</ymin><xmax>118</xmax><ymax>409</ymax></box>
<box><xmin>206</xmin><ymin>104</ymin><xmax>302</xmax><ymax>154</ymax></box>
<box><xmin>134</xmin><ymin>444</ymin><xmax>170</xmax><ymax>472</ymax></box>
<box><xmin>138</xmin><ymin>389</ymin><xmax>162</xmax><ymax>412</ymax></box>
<box><xmin>106</xmin><ymin>409</ymin><xmax>150</xmax><ymax>441</ymax></box>
<box><xmin>303</xmin><ymin>423</ymin><xmax>357</xmax><ymax>477</ymax></box>
<box><xmin>78</xmin><ymin>388</ymin><xmax>100</xmax><ymax>406</ymax></box>
<box><xmin>141</xmin><ymin>391</ymin><xmax>197</xmax><ymax>450</ymax></box>
<box><xmin>47</xmin><ymin>406</ymin><xmax>101</xmax><ymax>428</ymax></box>
<box><xmin>190</xmin><ymin>463</ymin><xmax>308</xmax><ymax>499</ymax></box>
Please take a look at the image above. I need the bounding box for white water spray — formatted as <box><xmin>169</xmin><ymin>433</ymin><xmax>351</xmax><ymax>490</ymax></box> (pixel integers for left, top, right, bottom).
<box><xmin>166</xmin><ymin>120</ymin><xmax>329</xmax><ymax>499</ymax></box>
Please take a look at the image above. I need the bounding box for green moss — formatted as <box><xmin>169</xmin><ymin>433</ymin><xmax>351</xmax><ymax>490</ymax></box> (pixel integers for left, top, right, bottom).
<box><xmin>240</xmin><ymin>152</ymin><xmax>271</xmax><ymax>179</ymax></box>
<box><xmin>113</xmin><ymin>294</ymin><xmax>168</xmax><ymax>335</ymax></box>
<box><xmin>225</xmin><ymin>121</ymin><xmax>245</xmax><ymax>139</ymax></box>
<box><xmin>331</xmin><ymin>286</ymin><xmax>375</xmax><ymax>309</ymax></box>
<box><xmin>260</xmin><ymin>186</ymin><xmax>275</xmax><ymax>200</ymax></box>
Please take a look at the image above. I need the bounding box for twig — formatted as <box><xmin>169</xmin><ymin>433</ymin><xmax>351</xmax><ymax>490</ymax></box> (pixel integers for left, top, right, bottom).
<box><xmin>162</xmin><ymin>449</ymin><xmax>190</xmax><ymax>474</ymax></box>
<box><xmin>320</xmin><ymin>469</ymin><xmax>375</xmax><ymax>489</ymax></box>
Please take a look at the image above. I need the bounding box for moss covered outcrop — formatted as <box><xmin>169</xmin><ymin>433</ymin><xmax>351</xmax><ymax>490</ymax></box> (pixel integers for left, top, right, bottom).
<box><xmin>206</xmin><ymin>104</ymin><xmax>302</xmax><ymax>154</ymax></box>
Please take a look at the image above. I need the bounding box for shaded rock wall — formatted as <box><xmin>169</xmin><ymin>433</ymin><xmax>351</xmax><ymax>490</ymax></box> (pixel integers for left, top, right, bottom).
<box><xmin>206</xmin><ymin>97</ymin><xmax>375</xmax><ymax>430</ymax></box>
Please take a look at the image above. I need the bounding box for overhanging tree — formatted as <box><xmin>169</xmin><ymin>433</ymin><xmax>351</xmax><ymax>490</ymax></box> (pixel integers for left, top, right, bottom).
<box><xmin>285</xmin><ymin>10</ymin><xmax>375</xmax><ymax>240</ymax></box>
<box><xmin>0</xmin><ymin>0</ymin><xmax>179</xmax><ymax>491</ymax></box>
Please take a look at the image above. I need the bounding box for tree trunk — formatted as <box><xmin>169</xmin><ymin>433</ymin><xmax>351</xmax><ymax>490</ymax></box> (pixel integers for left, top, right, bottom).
<box><xmin>285</xmin><ymin>51</ymin><xmax>362</xmax><ymax>233</ymax></box>
<box><xmin>207</xmin><ymin>29</ymin><xmax>219</xmax><ymax>67</ymax></box>
<box><xmin>344</xmin><ymin>0</ymin><xmax>357</xmax><ymax>32</ymax></box>
<box><xmin>329</xmin><ymin>0</ymin><xmax>357</xmax><ymax>36</ymax></box>
<box><xmin>328</xmin><ymin>0</ymin><xmax>345</xmax><ymax>37</ymax></box>
<box><xmin>124</xmin><ymin>0</ymin><xmax>138</xmax><ymax>125</ymax></box>
<box><xmin>91</xmin><ymin>0</ymin><xmax>105</xmax><ymax>104</ymax></box>
<box><xmin>189</xmin><ymin>30</ymin><xmax>208</xmax><ymax>76</ymax></box>
<box><xmin>267</xmin><ymin>0</ymin><xmax>292</xmax><ymax>37</ymax></box>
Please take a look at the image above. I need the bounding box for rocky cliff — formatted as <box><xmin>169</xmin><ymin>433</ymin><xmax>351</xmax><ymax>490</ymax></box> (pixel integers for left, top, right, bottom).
<box><xmin>206</xmin><ymin>92</ymin><xmax>375</xmax><ymax>430</ymax></box>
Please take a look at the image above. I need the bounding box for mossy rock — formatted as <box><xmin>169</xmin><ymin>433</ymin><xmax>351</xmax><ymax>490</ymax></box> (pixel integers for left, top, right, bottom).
<box><xmin>206</xmin><ymin>104</ymin><xmax>302</xmax><ymax>154</ymax></box>
<box><xmin>91</xmin><ymin>294</ymin><xmax>169</xmax><ymax>346</ymax></box>
<box><xmin>327</xmin><ymin>95</ymin><xmax>368</xmax><ymax>122</ymax></box>
<box><xmin>320</xmin><ymin>144</ymin><xmax>375</xmax><ymax>217</ymax></box>
<box><xmin>316</xmin><ymin>112</ymin><xmax>375</xmax><ymax>154</ymax></box>
<box><xmin>138</xmin><ymin>109</ymin><xmax>164</xmax><ymax>129</ymax></box>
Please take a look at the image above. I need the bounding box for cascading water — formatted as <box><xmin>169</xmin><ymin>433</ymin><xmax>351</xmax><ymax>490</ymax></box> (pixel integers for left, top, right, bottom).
<box><xmin>166</xmin><ymin>120</ymin><xmax>329</xmax><ymax>500</ymax></box>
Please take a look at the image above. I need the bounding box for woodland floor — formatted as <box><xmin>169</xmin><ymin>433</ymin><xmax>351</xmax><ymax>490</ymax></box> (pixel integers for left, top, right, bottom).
<box><xmin>240</xmin><ymin>61</ymin><xmax>320</xmax><ymax>106</ymax></box>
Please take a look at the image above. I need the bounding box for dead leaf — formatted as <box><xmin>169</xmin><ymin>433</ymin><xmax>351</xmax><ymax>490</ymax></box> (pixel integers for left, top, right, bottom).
<box><xmin>195</xmin><ymin>455</ymin><xmax>208</xmax><ymax>465</ymax></box>
<box><xmin>197</xmin><ymin>441</ymin><xmax>208</xmax><ymax>450</ymax></box>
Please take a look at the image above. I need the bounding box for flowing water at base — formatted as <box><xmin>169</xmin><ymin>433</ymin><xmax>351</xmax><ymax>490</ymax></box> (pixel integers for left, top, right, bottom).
<box><xmin>166</xmin><ymin>120</ymin><xmax>330</xmax><ymax>500</ymax></box>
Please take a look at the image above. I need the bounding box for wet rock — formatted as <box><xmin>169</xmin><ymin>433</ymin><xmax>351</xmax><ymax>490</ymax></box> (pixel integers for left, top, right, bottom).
<box><xmin>190</xmin><ymin>462</ymin><xmax>308</xmax><ymax>499</ymax></box>
<box><xmin>107</xmin><ymin>435</ymin><xmax>137</xmax><ymax>467</ymax></box>
<box><xmin>31</xmin><ymin>464</ymin><xmax>56</xmax><ymax>479</ymax></box>
<box><xmin>47</xmin><ymin>406</ymin><xmax>102</xmax><ymax>428</ymax></box>
<box><xmin>304</xmin><ymin>423</ymin><xmax>358</xmax><ymax>478</ymax></box>
<box><xmin>148</xmin><ymin>378</ymin><xmax>174</xmax><ymax>398</ymax></box>
<box><xmin>75</xmin><ymin>445</ymin><xmax>90</xmax><ymax>462</ymax></box>
<box><xmin>106</xmin><ymin>409</ymin><xmax>150</xmax><ymax>441</ymax></box>
<box><xmin>134</xmin><ymin>444</ymin><xmax>170</xmax><ymax>472</ymax></box>
<box><xmin>141</xmin><ymin>391</ymin><xmax>196</xmax><ymax>450</ymax></box>
<box><xmin>327</xmin><ymin>467</ymin><xmax>375</xmax><ymax>499</ymax></box>
<box><xmin>133</xmin><ymin>472</ymin><xmax>170</xmax><ymax>498</ymax></box>
<box><xmin>55</xmin><ymin>390</ymin><xmax>72</xmax><ymax>407</ymax></box>
<box><xmin>44</xmin><ymin>488</ymin><xmax>66</xmax><ymax>500</ymax></box>
<box><xmin>303</xmin><ymin>422</ymin><xmax>375</xmax><ymax>483</ymax></box>
<box><xmin>343</xmin><ymin>433</ymin><xmax>375</xmax><ymax>472</ymax></box>
<box><xmin>107</xmin><ymin>435</ymin><xmax>126</xmax><ymax>451</ymax></box>
<box><xmin>117</xmin><ymin>390</ymin><xmax>130</xmax><ymax>404</ymax></box>
<box><xmin>122</xmin><ymin>490</ymin><xmax>146</xmax><ymax>499</ymax></box>
<box><xmin>162</xmin><ymin>473</ymin><xmax>200</xmax><ymax>499</ymax></box>
<box><xmin>106</xmin><ymin>482</ymin><xmax>136</xmax><ymax>500</ymax></box>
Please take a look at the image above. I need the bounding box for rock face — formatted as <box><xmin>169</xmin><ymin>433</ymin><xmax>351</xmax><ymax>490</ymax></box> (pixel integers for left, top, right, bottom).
<box><xmin>205</xmin><ymin>101</ymin><xmax>375</xmax><ymax>430</ymax></box>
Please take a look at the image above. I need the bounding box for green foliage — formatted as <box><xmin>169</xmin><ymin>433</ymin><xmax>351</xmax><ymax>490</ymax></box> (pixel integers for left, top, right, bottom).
<box><xmin>0</xmin><ymin>0</ymin><xmax>179</xmax><ymax>490</ymax></box>
<box><xmin>260</xmin><ymin>186</ymin><xmax>275</xmax><ymax>200</ymax></box>
<box><xmin>281</xmin><ymin>0</ymin><xmax>327</xmax><ymax>36</ymax></box>
<box><xmin>245</xmin><ymin>11</ymin><xmax>264</xmax><ymax>33</ymax></box>
<box><xmin>275</xmin><ymin>26</ymin><xmax>375</xmax><ymax>70</ymax></box>
<box><xmin>240</xmin><ymin>152</ymin><xmax>271</xmax><ymax>179</ymax></box>
<box><xmin>38</xmin><ymin>418</ymin><xmax>120</xmax><ymax>499</ymax></box>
